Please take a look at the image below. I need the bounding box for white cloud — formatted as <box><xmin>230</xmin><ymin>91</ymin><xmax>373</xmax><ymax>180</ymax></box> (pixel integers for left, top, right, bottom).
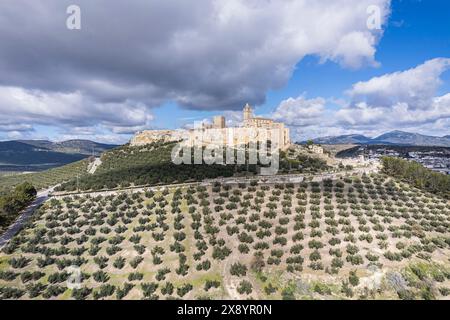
<box><xmin>272</xmin><ymin>96</ymin><xmax>326</xmax><ymax>126</ymax></box>
<box><xmin>0</xmin><ymin>0</ymin><xmax>389</xmax><ymax>110</ymax></box>
<box><xmin>0</xmin><ymin>86</ymin><xmax>154</xmax><ymax>136</ymax></box>
<box><xmin>348</xmin><ymin>58</ymin><xmax>450</xmax><ymax>109</ymax></box>
<box><xmin>0</xmin><ymin>0</ymin><xmax>391</xmax><ymax>140</ymax></box>
<box><xmin>328</xmin><ymin>31</ymin><xmax>379</xmax><ymax>69</ymax></box>
<box><xmin>335</xmin><ymin>102</ymin><xmax>385</xmax><ymax>126</ymax></box>
<box><xmin>336</xmin><ymin>58</ymin><xmax>450</xmax><ymax>129</ymax></box>
<box><xmin>335</xmin><ymin>97</ymin><xmax>450</xmax><ymax>127</ymax></box>
<box><xmin>274</xmin><ymin>58</ymin><xmax>450</xmax><ymax>141</ymax></box>
<box><xmin>6</xmin><ymin>131</ymin><xmax>25</xmax><ymax>140</ymax></box>
<box><xmin>0</xmin><ymin>124</ymin><xmax>33</xmax><ymax>132</ymax></box>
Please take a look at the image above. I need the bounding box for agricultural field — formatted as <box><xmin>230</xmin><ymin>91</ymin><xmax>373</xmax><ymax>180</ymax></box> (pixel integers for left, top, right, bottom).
<box><xmin>0</xmin><ymin>173</ymin><xmax>449</xmax><ymax>300</ymax></box>
<box><xmin>0</xmin><ymin>160</ymin><xmax>89</xmax><ymax>195</ymax></box>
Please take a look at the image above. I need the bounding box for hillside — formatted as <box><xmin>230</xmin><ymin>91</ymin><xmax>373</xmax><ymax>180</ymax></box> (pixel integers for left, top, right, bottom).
<box><xmin>55</xmin><ymin>142</ymin><xmax>330</xmax><ymax>192</ymax></box>
<box><xmin>0</xmin><ymin>159</ymin><xmax>90</xmax><ymax>195</ymax></box>
<box><xmin>56</xmin><ymin>142</ymin><xmax>238</xmax><ymax>192</ymax></box>
<box><xmin>0</xmin><ymin>142</ymin><xmax>86</xmax><ymax>166</ymax></box>
<box><xmin>307</xmin><ymin>131</ymin><xmax>450</xmax><ymax>147</ymax></box>
<box><xmin>1</xmin><ymin>174</ymin><xmax>449</xmax><ymax>300</ymax></box>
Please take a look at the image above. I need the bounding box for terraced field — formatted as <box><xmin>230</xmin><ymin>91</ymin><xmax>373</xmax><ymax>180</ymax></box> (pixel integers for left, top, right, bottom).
<box><xmin>0</xmin><ymin>173</ymin><xmax>449</xmax><ymax>300</ymax></box>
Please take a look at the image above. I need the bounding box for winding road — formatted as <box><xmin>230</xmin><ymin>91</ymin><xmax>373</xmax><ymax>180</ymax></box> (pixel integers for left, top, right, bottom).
<box><xmin>88</xmin><ymin>157</ymin><xmax>102</xmax><ymax>174</ymax></box>
<box><xmin>0</xmin><ymin>186</ymin><xmax>57</xmax><ymax>248</ymax></box>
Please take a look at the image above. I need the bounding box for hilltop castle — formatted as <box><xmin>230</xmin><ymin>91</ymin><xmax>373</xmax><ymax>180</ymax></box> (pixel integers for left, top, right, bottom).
<box><xmin>130</xmin><ymin>104</ymin><xmax>291</xmax><ymax>149</ymax></box>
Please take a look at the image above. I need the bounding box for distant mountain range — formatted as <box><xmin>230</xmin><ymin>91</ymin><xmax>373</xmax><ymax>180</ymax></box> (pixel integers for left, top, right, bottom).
<box><xmin>0</xmin><ymin>139</ymin><xmax>118</xmax><ymax>171</ymax></box>
<box><xmin>14</xmin><ymin>139</ymin><xmax>118</xmax><ymax>155</ymax></box>
<box><xmin>303</xmin><ymin>131</ymin><xmax>450</xmax><ymax>147</ymax></box>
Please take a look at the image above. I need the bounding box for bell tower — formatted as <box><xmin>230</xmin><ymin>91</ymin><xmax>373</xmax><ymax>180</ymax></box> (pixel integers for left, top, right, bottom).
<box><xmin>243</xmin><ymin>103</ymin><xmax>253</xmax><ymax>121</ymax></box>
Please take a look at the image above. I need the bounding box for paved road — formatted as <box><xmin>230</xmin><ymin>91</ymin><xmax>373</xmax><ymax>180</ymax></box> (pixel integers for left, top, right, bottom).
<box><xmin>0</xmin><ymin>186</ymin><xmax>56</xmax><ymax>248</ymax></box>
<box><xmin>88</xmin><ymin>157</ymin><xmax>102</xmax><ymax>174</ymax></box>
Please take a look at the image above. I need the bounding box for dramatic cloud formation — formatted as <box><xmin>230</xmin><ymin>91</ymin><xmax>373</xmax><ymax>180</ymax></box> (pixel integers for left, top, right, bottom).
<box><xmin>0</xmin><ymin>87</ymin><xmax>154</xmax><ymax>134</ymax></box>
<box><xmin>0</xmin><ymin>0</ymin><xmax>390</xmax><ymax>141</ymax></box>
<box><xmin>274</xmin><ymin>58</ymin><xmax>450</xmax><ymax>141</ymax></box>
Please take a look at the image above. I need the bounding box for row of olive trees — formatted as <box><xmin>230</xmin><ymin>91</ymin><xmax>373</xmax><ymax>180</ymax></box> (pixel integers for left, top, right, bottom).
<box><xmin>381</xmin><ymin>157</ymin><xmax>449</xmax><ymax>198</ymax></box>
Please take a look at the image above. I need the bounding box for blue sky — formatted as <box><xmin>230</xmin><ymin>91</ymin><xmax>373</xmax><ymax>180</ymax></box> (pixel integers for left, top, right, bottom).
<box><xmin>0</xmin><ymin>0</ymin><xmax>449</xmax><ymax>143</ymax></box>
<box><xmin>156</xmin><ymin>0</ymin><xmax>450</xmax><ymax>131</ymax></box>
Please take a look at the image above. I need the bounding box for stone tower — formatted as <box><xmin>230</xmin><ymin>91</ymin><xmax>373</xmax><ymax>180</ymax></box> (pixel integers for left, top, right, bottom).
<box><xmin>213</xmin><ymin>115</ymin><xmax>225</xmax><ymax>128</ymax></box>
<box><xmin>243</xmin><ymin>103</ymin><xmax>253</xmax><ymax>121</ymax></box>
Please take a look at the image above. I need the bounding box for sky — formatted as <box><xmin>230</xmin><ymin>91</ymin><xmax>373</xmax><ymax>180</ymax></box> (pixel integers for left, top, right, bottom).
<box><xmin>0</xmin><ymin>0</ymin><xmax>449</xmax><ymax>144</ymax></box>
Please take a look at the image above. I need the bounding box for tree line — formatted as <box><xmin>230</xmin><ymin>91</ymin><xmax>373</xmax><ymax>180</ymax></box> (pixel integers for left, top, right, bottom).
<box><xmin>381</xmin><ymin>157</ymin><xmax>449</xmax><ymax>198</ymax></box>
<box><xmin>0</xmin><ymin>182</ymin><xmax>37</xmax><ymax>228</ymax></box>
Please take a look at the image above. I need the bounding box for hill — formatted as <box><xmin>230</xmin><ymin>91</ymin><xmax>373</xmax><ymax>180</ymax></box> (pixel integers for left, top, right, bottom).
<box><xmin>55</xmin><ymin>142</ymin><xmax>330</xmax><ymax>192</ymax></box>
<box><xmin>56</xmin><ymin>142</ymin><xmax>238</xmax><ymax>191</ymax></box>
<box><xmin>0</xmin><ymin>159</ymin><xmax>90</xmax><ymax>195</ymax></box>
<box><xmin>1</xmin><ymin>173</ymin><xmax>449</xmax><ymax>300</ymax></box>
<box><xmin>15</xmin><ymin>139</ymin><xmax>117</xmax><ymax>155</ymax></box>
<box><xmin>308</xmin><ymin>134</ymin><xmax>372</xmax><ymax>145</ymax></box>
<box><xmin>372</xmin><ymin>131</ymin><xmax>450</xmax><ymax>147</ymax></box>
<box><xmin>0</xmin><ymin>140</ymin><xmax>117</xmax><ymax>172</ymax></box>
<box><xmin>306</xmin><ymin>131</ymin><xmax>450</xmax><ymax>147</ymax></box>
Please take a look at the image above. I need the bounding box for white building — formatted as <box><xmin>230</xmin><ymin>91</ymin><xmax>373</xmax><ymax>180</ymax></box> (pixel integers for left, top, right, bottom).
<box><xmin>308</xmin><ymin>145</ymin><xmax>324</xmax><ymax>154</ymax></box>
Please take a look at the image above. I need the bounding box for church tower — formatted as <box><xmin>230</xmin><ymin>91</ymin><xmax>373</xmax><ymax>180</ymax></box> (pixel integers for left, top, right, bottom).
<box><xmin>243</xmin><ymin>103</ymin><xmax>253</xmax><ymax>121</ymax></box>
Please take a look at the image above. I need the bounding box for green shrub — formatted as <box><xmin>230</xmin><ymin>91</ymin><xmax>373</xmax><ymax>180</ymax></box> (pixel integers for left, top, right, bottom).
<box><xmin>349</xmin><ymin>271</ymin><xmax>359</xmax><ymax>286</ymax></box>
<box><xmin>237</xmin><ymin>280</ymin><xmax>253</xmax><ymax>295</ymax></box>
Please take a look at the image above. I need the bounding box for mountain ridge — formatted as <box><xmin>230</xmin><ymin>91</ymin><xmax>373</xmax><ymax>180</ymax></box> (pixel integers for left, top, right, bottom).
<box><xmin>13</xmin><ymin>139</ymin><xmax>118</xmax><ymax>155</ymax></box>
<box><xmin>0</xmin><ymin>139</ymin><xmax>118</xmax><ymax>171</ymax></box>
<box><xmin>303</xmin><ymin>130</ymin><xmax>450</xmax><ymax>147</ymax></box>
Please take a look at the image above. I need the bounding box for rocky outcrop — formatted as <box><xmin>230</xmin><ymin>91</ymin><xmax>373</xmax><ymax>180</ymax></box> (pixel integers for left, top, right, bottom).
<box><xmin>130</xmin><ymin>130</ymin><xmax>184</xmax><ymax>146</ymax></box>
